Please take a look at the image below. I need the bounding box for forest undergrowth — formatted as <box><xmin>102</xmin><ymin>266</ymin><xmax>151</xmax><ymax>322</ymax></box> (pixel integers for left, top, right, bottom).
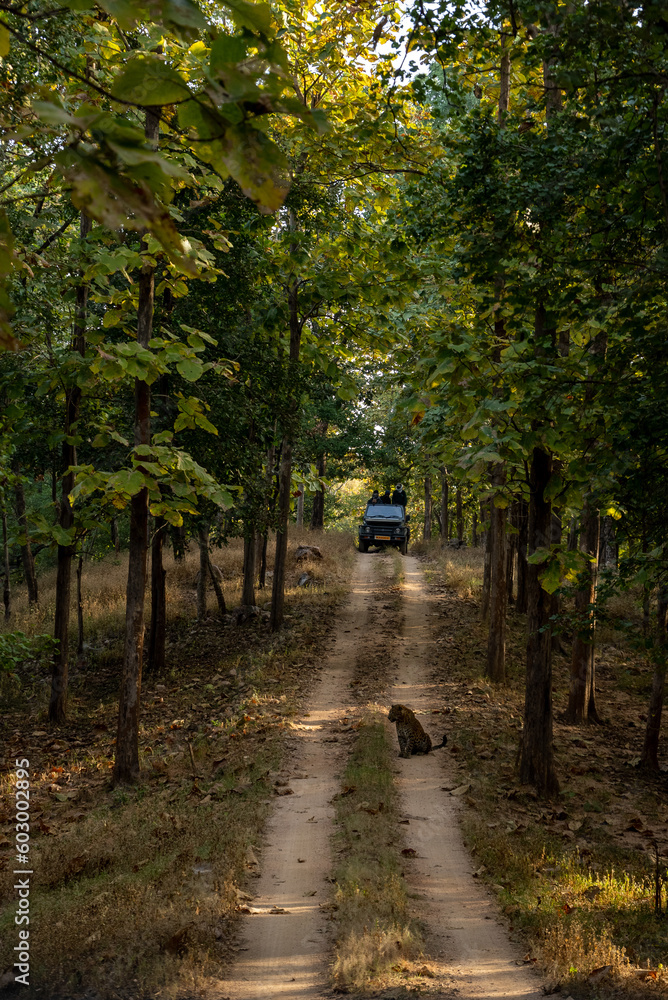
<box><xmin>417</xmin><ymin>542</ymin><xmax>668</xmax><ymax>1000</ymax></box>
<box><xmin>0</xmin><ymin>530</ymin><xmax>355</xmax><ymax>998</ymax></box>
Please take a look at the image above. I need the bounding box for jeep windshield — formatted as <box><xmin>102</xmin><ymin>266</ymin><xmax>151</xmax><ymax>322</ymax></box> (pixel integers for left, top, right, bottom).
<box><xmin>364</xmin><ymin>504</ymin><xmax>404</xmax><ymax>519</ymax></box>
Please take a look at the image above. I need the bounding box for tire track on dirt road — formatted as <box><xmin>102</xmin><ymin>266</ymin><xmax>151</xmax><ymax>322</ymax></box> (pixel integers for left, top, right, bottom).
<box><xmin>223</xmin><ymin>557</ymin><xmax>376</xmax><ymax>1000</ymax></box>
<box><xmin>388</xmin><ymin>555</ymin><xmax>543</xmax><ymax>1000</ymax></box>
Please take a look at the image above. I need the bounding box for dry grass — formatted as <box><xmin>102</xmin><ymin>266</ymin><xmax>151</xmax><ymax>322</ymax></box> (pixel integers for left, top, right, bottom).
<box><xmin>0</xmin><ymin>528</ymin><xmax>356</xmax><ymax>998</ymax></box>
<box><xmin>4</xmin><ymin>529</ymin><xmax>356</xmax><ymax>643</ymax></box>
<box><xmin>414</xmin><ymin>541</ymin><xmax>485</xmax><ymax>600</ymax></box>
<box><xmin>331</xmin><ymin>714</ymin><xmax>422</xmax><ymax>991</ymax></box>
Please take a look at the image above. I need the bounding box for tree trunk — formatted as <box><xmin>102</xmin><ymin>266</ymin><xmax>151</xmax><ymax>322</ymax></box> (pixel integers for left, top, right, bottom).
<box><xmin>296</xmin><ymin>483</ymin><xmax>304</xmax><ymax>529</ymax></box>
<box><xmin>486</xmin><ymin>473</ymin><xmax>507</xmax><ymax>683</ymax></box>
<box><xmin>550</xmin><ymin>510</ymin><xmax>562</xmax><ymax>653</ymax></box>
<box><xmin>14</xmin><ymin>473</ymin><xmax>38</xmax><ymax>605</ymax></box>
<box><xmin>519</xmin><ymin>446</ymin><xmax>559</xmax><ymax>796</ymax></box>
<box><xmin>113</xmin><ymin>108</ymin><xmax>158</xmax><ymax>784</ymax></box>
<box><xmin>271</xmin><ymin>440</ymin><xmax>294</xmax><ymax>629</ymax></box>
<box><xmin>270</xmin><ymin>214</ymin><xmax>302</xmax><ymax>632</ymax></box>
<box><xmin>472</xmin><ymin>509</ymin><xmax>478</xmax><ymax>547</ymax></box>
<box><xmin>2</xmin><ymin>508</ymin><xmax>10</xmax><ymax>620</ymax></box>
<box><xmin>208</xmin><ymin>552</ymin><xmax>227</xmax><ymax>617</ymax></box>
<box><xmin>50</xmin><ymin>210</ymin><xmax>91</xmax><ymax>725</ymax></box>
<box><xmin>197</xmin><ymin>524</ymin><xmax>209</xmax><ymax>620</ymax></box>
<box><xmin>110</xmin><ymin>516</ymin><xmax>121</xmax><ymax>555</ymax></box>
<box><xmin>423</xmin><ymin>476</ymin><xmax>432</xmax><ymax>542</ymax></box>
<box><xmin>567</xmin><ymin>501</ymin><xmax>601</xmax><ymax>723</ymax></box>
<box><xmin>498</xmin><ymin>34</ymin><xmax>510</xmax><ymax>123</ymax></box>
<box><xmin>310</xmin><ymin>460</ymin><xmax>326</xmax><ymax>529</ymax></box>
<box><xmin>506</xmin><ymin>501</ymin><xmax>518</xmax><ymax>605</ymax></box>
<box><xmin>171</xmin><ymin>523</ymin><xmax>186</xmax><ymax>562</ymax></box>
<box><xmin>515</xmin><ymin>496</ymin><xmax>529</xmax><ymax>614</ymax></box>
<box><xmin>440</xmin><ymin>468</ymin><xmax>448</xmax><ymax>545</ymax></box>
<box><xmin>147</xmin><ymin>517</ymin><xmax>167</xmax><ymax>674</ymax></box>
<box><xmin>456</xmin><ymin>486</ymin><xmax>464</xmax><ymax>542</ymax></box>
<box><xmin>567</xmin><ymin>516</ymin><xmax>578</xmax><ymax>551</ymax></box>
<box><xmin>599</xmin><ymin>515</ymin><xmax>616</xmax><ymax>569</ymax></box>
<box><xmin>76</xmin><ymin>548</ymin><xmax>85</xmax><ymax>657</ymax></box>
<box><xmin>640</xmin><ymin>591</ymin><xmax>668</xmax><ymax>770</ymax></box>
<box><xmin>259</xmin><ymin>531</ymin><xmax>269</xmax><ymax>590</ymax></box>
<box><xmin>481</xmin><ymin>503</ymin><xmax>492</xmax><ymax>619</ymax></box>
<box><xmin>242</xmin><ymin>529</ymin><xmax>256</xmax><ymax>607</ymax></box>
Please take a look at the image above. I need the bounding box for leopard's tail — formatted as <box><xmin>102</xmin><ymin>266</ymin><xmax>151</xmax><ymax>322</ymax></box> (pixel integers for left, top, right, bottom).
<box><xmin>431</xmin><ymin>733</ymin><xmax>448</xmax><ymax>751</ymax></box>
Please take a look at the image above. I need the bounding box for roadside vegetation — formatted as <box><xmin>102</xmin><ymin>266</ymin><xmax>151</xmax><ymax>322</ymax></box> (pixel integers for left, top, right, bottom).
<box><xmin>331</xmin><ymin>714</ymin><xmax>422</xmax><ymax>991</ymax></box>
<box><xmin>420</xmin><ymin>543</ymin><xmax>668</xmax><ymax>997</ymax></box>
<box><xmin>0</xmin><ymin>531</ymin><xmax>355</xmax><ymax>997</ymax></box>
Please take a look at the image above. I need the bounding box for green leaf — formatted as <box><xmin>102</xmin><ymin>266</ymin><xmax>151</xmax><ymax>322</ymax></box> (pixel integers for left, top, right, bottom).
<box><xmin>210</xmin><ymin>34</ymin><xmax>247</xmax><ymax>73</ymax></box>
<box><xmin>215</xmin><ymin>125</ymin><xmax>289</xmax><ymax>213</ymax></box>
<box><xmin>112</xmin><ymin>58</ymin><xmax>190</xmax><ymax>105</ymax></box>
<box><xmin>527</xmin><ymin>548</ymin><xmax>551</xmax><ymax>565</ymax></box>
<box><xmin>0</xmin><ymin>23</ymin><xmax>9</xmax><ymax>57</ymax></box>
<box><xmin>221</xmin><ymin>0</ymin><xmax>272</xmax><ymax>34</ymax></box>
<box><xmin>52</xmin><ymin>525</ymin><xmax>76</xmax><ymax>547</ymax></box>
<box><xmin>176</xmin><ymin>358</ymin><xmax>204</xmax><ymax>381</ymax></box>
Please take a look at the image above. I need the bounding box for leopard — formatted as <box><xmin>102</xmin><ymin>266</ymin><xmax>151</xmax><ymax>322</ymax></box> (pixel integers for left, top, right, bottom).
<box><xmin>388</xmin><ymin>704</ymin><xmax>448</xmax><ymax>758</ymax></box>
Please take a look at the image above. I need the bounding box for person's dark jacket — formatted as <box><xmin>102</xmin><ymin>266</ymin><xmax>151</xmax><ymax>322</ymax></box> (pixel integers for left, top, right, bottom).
<box><xmin>380</xmin><ymin>491</ymin><xmax>391</xmax><ymax>504</ymax></box>
<box><xmin>392</xmin><ymin>489</ymin><xmax>407</xmax><ymax>506</ymax></box>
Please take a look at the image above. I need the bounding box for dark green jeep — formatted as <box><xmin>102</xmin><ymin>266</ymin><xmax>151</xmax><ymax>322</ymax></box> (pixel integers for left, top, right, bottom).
<box><xmin>358</xmin><ymin>503</ymin><xmax>410</xmax><ymax>555</ymax></box>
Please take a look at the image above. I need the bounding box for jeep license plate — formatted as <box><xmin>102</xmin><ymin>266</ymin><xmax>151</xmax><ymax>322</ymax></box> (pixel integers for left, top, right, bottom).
<box><xmin>375</xmin><ymin>535</ymin><xmax>391</xmax><ymax>541</ymax></box>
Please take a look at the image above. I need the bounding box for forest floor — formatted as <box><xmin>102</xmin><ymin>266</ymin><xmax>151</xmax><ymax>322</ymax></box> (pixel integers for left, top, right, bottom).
<box><xmin>0</xmin><ymin>537</ymin><xmax>667</xmax><ymax>1000</ymax></box>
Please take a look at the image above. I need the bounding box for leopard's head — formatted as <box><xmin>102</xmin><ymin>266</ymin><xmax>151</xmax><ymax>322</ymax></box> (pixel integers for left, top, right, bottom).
<box><xmin>388</xmin><ymin>704</ymin><xmax>411</xmax><ymax>723</ymax></box>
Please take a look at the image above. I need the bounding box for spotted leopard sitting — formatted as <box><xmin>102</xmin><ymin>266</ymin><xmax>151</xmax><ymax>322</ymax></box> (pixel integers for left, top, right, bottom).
<box><xmin>388</xmin><ymin>704</ymin><xmax>448</xmax><ymax>758</ymax></box>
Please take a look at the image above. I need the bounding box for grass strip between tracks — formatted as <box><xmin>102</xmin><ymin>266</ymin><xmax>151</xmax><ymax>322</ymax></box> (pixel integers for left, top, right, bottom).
<box><xmin>331</xmin><ymin>714</ymin><xmax>423</xmax><ymax>991</ymax></box>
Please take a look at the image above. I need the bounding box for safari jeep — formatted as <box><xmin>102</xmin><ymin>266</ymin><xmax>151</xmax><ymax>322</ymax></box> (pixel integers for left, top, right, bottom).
<box><xmin>358</xmin><ymin>503</ymin><xmax>410</xmax><ymax>555</ymax></box>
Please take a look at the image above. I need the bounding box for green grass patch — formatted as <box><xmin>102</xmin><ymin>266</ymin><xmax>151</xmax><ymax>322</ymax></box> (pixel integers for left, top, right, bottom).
<box><xmin>331</xmin><ymin>715</ymin><xmax>422</xmax><ymax>991</ymax></box>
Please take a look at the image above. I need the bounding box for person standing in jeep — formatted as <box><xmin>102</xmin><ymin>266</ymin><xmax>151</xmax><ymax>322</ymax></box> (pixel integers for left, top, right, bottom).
<box><xmin>392</xmin><ymin>483</ymin><xmax>407</xmax><ymax>508</ymax></box>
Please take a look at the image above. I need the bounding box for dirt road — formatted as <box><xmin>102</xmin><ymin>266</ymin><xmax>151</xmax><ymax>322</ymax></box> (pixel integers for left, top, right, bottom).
<box><xmin>223</xmin><ymin>553</ymin><xmax>543</xmax><ymax>999</ymax></box>
<box><xmin>389</xmin><ymin>557</ymin><xmax>542</xmax><ymax>1000</ymax></box>
<box><xmin>223</xmin><ymin>557</ymin><xmax>376</xmax><ymax>999</ymax></box>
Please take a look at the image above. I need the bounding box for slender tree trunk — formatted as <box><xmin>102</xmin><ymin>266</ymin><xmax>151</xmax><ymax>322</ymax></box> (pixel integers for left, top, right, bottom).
<box><xmin>456</xmin><ymin>486</ymin><xmax>464</xmax><ymax>542</ymax></box>
<box><xmin>486</xmin><ymin>474</ymin><xmax>507</xmax><ymax>683</ymax></box>
<box><xmin>242</xmin><ymin>529</ymin><xmax>256</xmax><ymax>606</ymax></box>
<box><xmin>310</xmin><ymin>451</ymin><xmax>326</xmax><ymax>530</ymax></box>
<box><xmin>506</xmin><ymin>501</ymin><xmax>518</xmax><ymax>605</ymax></box>
<box><xmin>640</xmin><ymin>590</ymin><xmax>668</xmax><ymax>770</ymax></box>
<box><xmin>296</xmin><ymin>483</ymin><xmax>304</xmax><ymax>529</ymax></box>
<box><xmin>567</xmin><ymin>516</ymin><xmax>578</xmax><ymax>551</ymax></box>
<box><xmin>197</xmin><ymin>524</ymin><xmax>209</xmax><ymax>620</ymax></box>
<box><xmin>440</xmin><ymin>468</ymin><xmax>448</xmax><ymax>545</ymax></box>
<box><xmin>567</xmin><ymin>501</ymin><xmax>601</xmax><ymax>722</ymax></box>
<box><xmin>423</xmin><ymin>476</ymin><xmax>432</xmax><ymax>542</ymax></box>
<box><xmin>76</xmin><ymin>548</ymin><xmax>85</xmax><ymax>657</ymax></box>
<box><xmin>13</xmin><ymin>472</ymin><xmax>38</xmax><ymax>605</ymax></box>
<box><xmin>110</xmin><ymin>517</ymin><xmax>121</xmax><ymax>556</ymax></box>
<box><xmin>519</xmin><ymin>446</ymin><xmax>559</xmax><ymax>795</ymax></box>
<box><xmin>50</xmin><ymin>210</ymin><xmax>91</xmax><ymax>724</ymax></box>
<box><xmin>113</xmin><ymin>108</ymin><xmax>158</xmax><ymax>783</ymax></box>
<box><xmin>208</xmin><ymin>552</ymin><xmax>227</xmax><ymax>617</ymax></box>
<box><xmin>2</xmin><ymin>508</ymin><xmax>10</xmax><ymax>620</ymax></box>
<box><xmin>550</xmin><ymin>510</ymin><xmax>562</xmax><ymax>653</ymax></box>
<box><xmin>472</xmin><ymin>509</ymin><xmax>478</xmax><ymax>547</ymax></box>
<box><xmin>481</xmin><ymin>506</ymin><xmax>492</xmax><ymax>620</ymax></box>
<box><xmin>270</xmin><ymin>210</ymin><xmax>302</xmax><ymax>631</ymax></box>
<box><xmin>515</xmin><ymin>497</ymin><xmax>529</xmax><ymax>614</ymax></box>
<box><xmin>171</xmin><ymin>523</ymin><xmax>186</xmax><ymax>562</ymax></box>
<box><xmin>259</xmin><ymin>532</ymin><xmax>269</xmax><ymax>590</ymax></box>
<box><xmin>498</xmin><ymin>34</ymin><xmax>511</xmax><ymax>123</ymax></box>
<box><xmin>599</xmin><ymin>515</ymin><xmax>616</xmax><ymax>569</ymax></box>
<box><xmin>147</xmin><ymin>517</ymin><xmax>167</xmax><ymax>674</ymax></box>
